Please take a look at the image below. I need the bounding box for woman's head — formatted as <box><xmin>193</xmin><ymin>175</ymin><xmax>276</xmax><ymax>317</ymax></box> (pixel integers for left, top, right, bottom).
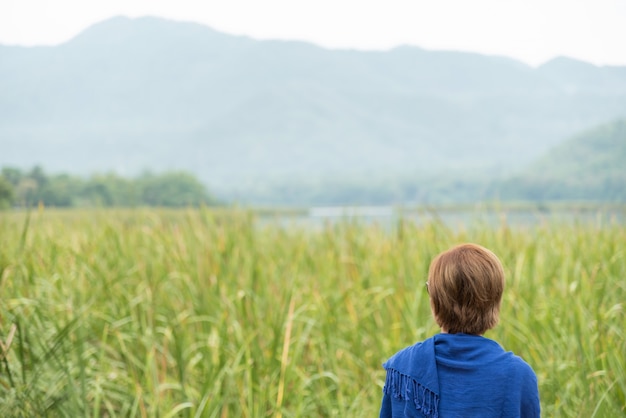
<box><xmin>427</xmin><ymin>243</ymin><xmax>504</xmax><ymax>335</ymax></box>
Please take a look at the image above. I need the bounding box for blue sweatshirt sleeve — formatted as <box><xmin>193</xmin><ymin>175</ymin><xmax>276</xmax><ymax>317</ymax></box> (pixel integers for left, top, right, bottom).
<box><xmin>379</xmin><ymin>390</ymin><xmax>392</xmax><ymax>418</ymax></box>
<box><xmin>521</xmin><ymin>370</ymin><xmax>541</xmax><ymax>417</ymax></box>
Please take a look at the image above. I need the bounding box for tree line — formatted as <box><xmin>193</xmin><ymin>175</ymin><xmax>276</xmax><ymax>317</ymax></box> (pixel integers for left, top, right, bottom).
<box><xmin>0</xmin><ymin>166</ymin><xmax>219</xmax><ymax>209</ymax></box>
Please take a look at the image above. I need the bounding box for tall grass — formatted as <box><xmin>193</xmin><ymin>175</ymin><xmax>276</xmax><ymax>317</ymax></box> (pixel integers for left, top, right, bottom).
<box><xmin>0</xmin><ymin>208</ymin><xmax>624</xmax><ymax>417</ymax></box>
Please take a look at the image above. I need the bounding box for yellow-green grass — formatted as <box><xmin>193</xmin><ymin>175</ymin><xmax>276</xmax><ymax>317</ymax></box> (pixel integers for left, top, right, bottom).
<box><xmin>0</xmin><ymin>208</ymin><xmax>624</xmax><ymax>417</ymax></box>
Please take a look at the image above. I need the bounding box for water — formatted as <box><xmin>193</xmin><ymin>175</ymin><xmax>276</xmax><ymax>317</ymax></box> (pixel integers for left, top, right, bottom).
<box><xmin>259</xmin><ymin>205</ymin><xmax>626</xmax><ymax>230</ymax></box>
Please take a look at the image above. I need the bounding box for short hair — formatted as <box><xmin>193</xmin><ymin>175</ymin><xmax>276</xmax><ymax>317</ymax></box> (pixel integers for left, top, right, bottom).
<box><xmin>427</xmin><ymin>243</ymin><xmax>504</xmax><ymax>335</ymax></box>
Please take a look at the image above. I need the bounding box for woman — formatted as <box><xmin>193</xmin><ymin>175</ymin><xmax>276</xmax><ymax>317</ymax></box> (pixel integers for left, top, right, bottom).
<box><xmin>379</xmin><ymin>243</ymin><xmax>540</xmax><ymax>417</ymax></box>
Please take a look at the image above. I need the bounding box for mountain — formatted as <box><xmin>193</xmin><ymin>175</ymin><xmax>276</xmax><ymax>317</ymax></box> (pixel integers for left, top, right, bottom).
<box><xmin>536</xmin><ymin>56</ymin><xmax>626</xmax><ymax>95</ymax></box>
<box><xmin>498</xmin><ymin>119</ymin><xmax>626</xmax><ymax>201</ymax></box>
<box><xmin>2</xmin><ymin>16</ymin><xmax>626</xmax><ymax>203</ymax></box>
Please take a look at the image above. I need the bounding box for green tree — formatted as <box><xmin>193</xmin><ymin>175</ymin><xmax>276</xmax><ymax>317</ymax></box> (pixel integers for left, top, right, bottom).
<box><xmin>0</xmin><ymin>175</ymin><xmax>14</xmax><ymax>209</ymax></box>
<box><xmin>1</xmin><ymin>166</ymin><xmax>219</xmax><ymax>208</ymax></box>
<box><xmin>39</xmin><ymin>174</ymin><xmax>83</xmax><ymax>207</ymax></box>
<box><xmin>28</xmin><ymin>165</ymin><xmax>48</xmax><ymax>188</ymax></box>
<box><xmin>1</xmin><ymin>167</ymin><xmax>23</xmax><ymax>187</ymax></box>
<box><xmin>81</xmin><ymin>180</ymin><xmax>114</xmax><ymax>207</ymax></box>
<box><xmin>140</xmin><ymin>171</ymin><xmax>216</xmax><ymax>207</ymax></box>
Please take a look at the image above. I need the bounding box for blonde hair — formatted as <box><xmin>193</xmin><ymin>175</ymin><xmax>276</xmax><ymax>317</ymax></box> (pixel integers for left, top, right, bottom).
<box><xmin>428</xmin><ymin>243</ymin><xmax>504</xmax><ymax>335</ymax></box>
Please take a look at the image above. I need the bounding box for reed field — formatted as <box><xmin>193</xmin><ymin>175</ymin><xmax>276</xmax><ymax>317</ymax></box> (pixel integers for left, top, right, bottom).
<box><xmin>0</xmin><ymin>207</ymin><xmax>624</xmax><ymax>417</ymax></box>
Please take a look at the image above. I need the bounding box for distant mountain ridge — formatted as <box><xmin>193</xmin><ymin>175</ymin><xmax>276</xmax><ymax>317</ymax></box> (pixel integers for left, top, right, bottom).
<box><xmin>2</xmin><ymin>16</ymin><xmax>626</xmax><ymax>203</ymax></box>
<box><xmin>498</xmin><ymin>118</ymin><xmax>626</xmax><ymax>201</ymax></box>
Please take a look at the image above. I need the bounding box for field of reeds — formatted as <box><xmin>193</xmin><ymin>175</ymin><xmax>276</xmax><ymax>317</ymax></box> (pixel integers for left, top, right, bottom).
<box><xmin>0</xmin><ymin>207</ymin><xmax>624</xmax><ymax>417</ymax></box>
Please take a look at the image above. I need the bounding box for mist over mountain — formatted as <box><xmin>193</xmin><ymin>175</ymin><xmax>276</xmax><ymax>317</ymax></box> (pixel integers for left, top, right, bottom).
<box><xmin>2</xmin><ymin>16</ymin><xmax>625</xmax><ymax>203</ymax></box>
<box><xmin>498</xmin><ymin>118</ymin><xmax>626</xmax><ymax>201</ymax></box>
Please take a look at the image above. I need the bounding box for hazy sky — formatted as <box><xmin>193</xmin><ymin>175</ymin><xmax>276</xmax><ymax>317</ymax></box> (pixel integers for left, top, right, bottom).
<box><xmin>2</xmin><ymin>0</ymin><xmax>626</xmax><ymax>67</ymax></box>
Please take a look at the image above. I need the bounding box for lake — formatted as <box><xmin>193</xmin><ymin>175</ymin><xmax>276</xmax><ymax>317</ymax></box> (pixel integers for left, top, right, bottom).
<box><xmin>259</xmin><ymin>204</ymin><xmax>626</xmax><ymax>229</ymax></box>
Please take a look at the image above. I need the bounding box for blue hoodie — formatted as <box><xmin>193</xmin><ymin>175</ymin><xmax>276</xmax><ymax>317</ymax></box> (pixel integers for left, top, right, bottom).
<box><xmin>380</xmin><ymin>333</ymin><xmax>540</xmax><ymax>417</ymax></box>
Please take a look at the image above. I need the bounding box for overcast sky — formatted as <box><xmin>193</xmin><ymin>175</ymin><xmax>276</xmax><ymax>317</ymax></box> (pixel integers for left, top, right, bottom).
<box><xmin>2</xmin><ymin>0</ymin><xmax>626</xmax><ymax>67</ymax></box>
